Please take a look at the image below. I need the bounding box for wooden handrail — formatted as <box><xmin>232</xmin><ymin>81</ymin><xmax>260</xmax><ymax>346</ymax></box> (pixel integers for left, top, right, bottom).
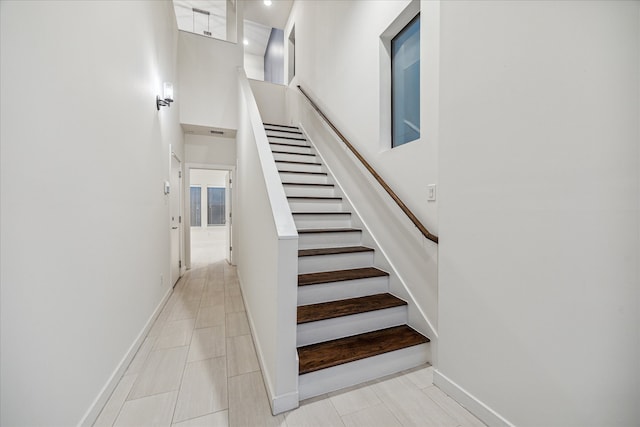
<box><xmin>297</xmin><ymin>85</ymin><xmax>438</xmax><ymax>244</ymax></box>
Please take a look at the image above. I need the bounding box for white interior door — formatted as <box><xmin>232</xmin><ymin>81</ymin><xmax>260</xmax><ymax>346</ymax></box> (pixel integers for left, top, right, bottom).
<box><xmin>170</xmin><ymin>153</ymin><xmax>182</xmax><ymax>286</ymax></box>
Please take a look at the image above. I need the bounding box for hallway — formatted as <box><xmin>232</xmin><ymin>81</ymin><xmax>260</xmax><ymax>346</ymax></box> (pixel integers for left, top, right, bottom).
<box><xmin>93</xmin><ymin>236</ymin><xmax>483</xmax><ymax>427</ymax></box>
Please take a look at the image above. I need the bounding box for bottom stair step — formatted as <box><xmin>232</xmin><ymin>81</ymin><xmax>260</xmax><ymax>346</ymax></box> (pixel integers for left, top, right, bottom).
<box><xmin>298</xmin><ymin>325</ymin><xmax>429</xmax><ymax>375</ymax></box>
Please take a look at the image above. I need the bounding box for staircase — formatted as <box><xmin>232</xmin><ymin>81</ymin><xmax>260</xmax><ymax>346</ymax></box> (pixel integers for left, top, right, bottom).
<box><xmin>265</xmin><ymin>123</ymin><xmax>430</xmax><ymax>400</ymax></box>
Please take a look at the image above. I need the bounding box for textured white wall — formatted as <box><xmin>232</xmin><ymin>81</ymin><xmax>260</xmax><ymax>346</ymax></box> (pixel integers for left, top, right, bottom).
<box><xmin>436</xmin><ymin>1</ymin><xmax>640</xmax><ymax>426</ymax></box>
<box><xmin>0</xmin><ymin>1</ymin><xmax>184</xmax><ymax>425</ymax></box>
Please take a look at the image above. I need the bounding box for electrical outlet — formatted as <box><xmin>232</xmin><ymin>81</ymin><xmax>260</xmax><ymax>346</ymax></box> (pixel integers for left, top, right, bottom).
<box><xmin>427</xmin><ymin>184</ymin><xmax>437</xmax><ymax>201</ymax></box>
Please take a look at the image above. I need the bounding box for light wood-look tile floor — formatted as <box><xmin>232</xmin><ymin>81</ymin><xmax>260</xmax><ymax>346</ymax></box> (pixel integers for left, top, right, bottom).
<box><xmin>94</xmin><ymin>234</ymin><xmax>485</xmax><ymax>427</ymax></box>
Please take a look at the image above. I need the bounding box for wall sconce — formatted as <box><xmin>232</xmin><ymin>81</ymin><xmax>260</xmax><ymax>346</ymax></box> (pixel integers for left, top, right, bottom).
<box><xmin>156</xmin><ymin>82</ymin><xmax>174</xmax><ymax>110</ymax></box>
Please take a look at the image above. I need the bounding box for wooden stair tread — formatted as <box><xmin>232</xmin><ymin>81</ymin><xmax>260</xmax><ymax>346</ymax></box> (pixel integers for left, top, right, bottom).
<box><xmin>292</xmin><ymin>211</ymin><xmax>350</xmax><ymax>215</ymax></box>
<box><xmin>276</xmin><ymin>160</ymin><xmax>321</xmax><ymax>166</ymax></box>
<box><xmin>283</xmin><ymin>182</ymin><xmax>334</xmax><ymax>187</ymax></box>
<box><xmin>278</xmin><ymin>170</ymin><xmax>327</xmax><ymax>175</ymax></box>
<box><xmin>264</xmin><ymin>128</ymin><xmax>302</xmax><ymax>135</ymax></box>
<box><xmin>287</xmin><ymin>196</ymin><xmax>342</xmax><ymax>201</ymax></box>
<box><xmin>272</xmin><ymin>150</ymin><xmax>316</xmax><ymax>157</ymax></box>
<box><xmin>298</xmin><ymin>267</ymin><xmax>388</xmax><ymax>287</ymax></box>
<box><xmin>298</xmin><ymin>246</ymin><xmax>374</xmax><ymax>257</ymax></box>
<box><xmin>267</xmin><ymin>134</ymin><xmax>307</xmax><ymax>141</ymax></box>
<box><xmin>298</xmin><ymin>325</ymin><xmax>429</xmax><ymax>375</ymax></box>
<box><xmin>297</xmin><ymin>228</ymin><xmax>360</xmax><ymax>234</ymax></box>
<box><xmin>270</xmin><ymin>142</ymin><xmax>310</xmax><ymax>148</ymax></box>
<box><xmin>263</xmin><ymin>123</ymin><xmax>299</xmax><ymax>129</ymax></box>
<box><xmin>298</xmin><ymin>293</ymin><xmax>405</xmax><ymax>324</ymax></box>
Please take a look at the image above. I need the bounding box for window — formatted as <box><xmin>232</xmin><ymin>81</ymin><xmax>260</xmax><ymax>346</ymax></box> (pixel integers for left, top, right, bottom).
<box><xmin>207</xmin><ymin>187</ymin><xmax>226</xmax><ymax>226</ymax></box>
<box><xmin>190</xmin><ymin>186</ymin><xmax>201</xmax><ymax>227</ymax></box>
<box><xmin>391</xmin><ymin>14</ymin><xmax>420</xmax><ymax>148</ymax></box>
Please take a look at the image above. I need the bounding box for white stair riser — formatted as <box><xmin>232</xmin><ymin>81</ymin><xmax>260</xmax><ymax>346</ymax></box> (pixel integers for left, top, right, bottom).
<box><xmin>268</xmin><ymin>136</ymin><xmax>308</xmax><ymax>146</ymax></box>
<box><xmin>298</xmin><ymin>343</ymin><xmax>430</xmax><ymax>401</ymax></box>
<box><xmin>288</xmin><ymin>199</ymin><xmax>343</xmax><ymax>212</ymax></box>
<box><xmin>284</xmin><ymin>185</ymin><xmax>336</xmax><ymax>198</ymax></box>
<box><xmin>298</xmin><ymin>231</ymin><xmax>362</xmax><ymax>249</ymax></box>
<box><xmin>273</xmin><ymin>152</ymin><xmax>319</xmax><ymax>164</ymax></box>
<box><xmin>298</xmin><ymin>251</ymin><xmax>375</xmax><ymax>274</ymax></box>
<box><xmin>270</xmin><ymin>144</ymin><xmax>312</xmax><ymax>154</ymax></box>
<box><xmin>276</xmin><ymin>162</ymin><xmax>323</xmax><ymax>173</ymax></box>
<box><xmin>265</xmin><ymin>130</ymin><xmax>304</xmax><ymax>139</ymax></box>
<box><xmin>293</xmin><ymin>214</ymin><xmax>352</xmax><ymax>229</ymax></box>
<box><xmin>297</xmin><ymin>275</ymin><xmax>388</xmax><ymax>305</ymax></box>
<box><xmin>278</xmin><ymin>172</ymin><xmax>328</xmax><ymax>185</ymax></box>
<box><xmin>297</xmin><ymin>306</ymin><xmax>407</xmax><ymax>346</ymax></box>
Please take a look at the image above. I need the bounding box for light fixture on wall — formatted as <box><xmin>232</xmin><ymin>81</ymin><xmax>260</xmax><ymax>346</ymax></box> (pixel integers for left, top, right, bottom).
<box><xmin>243</xmin><ymin>38</ymin><xmax>249</xmax><ymax>46</ymax></box>
<box><xmin>264</xmin><ymin>0</ymin><xmax>272</xmax><ymax>6</ymax></box>
<box><xmin>156</xmin><ymin>82</ymin><xmax>174</xmax><ymax>110</ymax></box>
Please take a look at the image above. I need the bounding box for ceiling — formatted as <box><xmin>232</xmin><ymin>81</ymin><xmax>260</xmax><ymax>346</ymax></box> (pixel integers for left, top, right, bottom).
<box><xmin>242</xmin><ymin>0</ymin><xmax>293</xmax><ymax>30</ymax></box>
<box><xmin>173</xmin><ymin>0</ymin><xmax>292</xmax><ymax>57</ymax></box>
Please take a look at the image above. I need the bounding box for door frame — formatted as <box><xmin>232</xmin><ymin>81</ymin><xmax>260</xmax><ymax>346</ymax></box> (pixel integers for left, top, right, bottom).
<box><xmin>185</xmin><ymin>163</ymin><xmax>236</xmax><ymax>268</ymax></box>
<box><xmin>170</xmin><ymin>150</ymin><xmax>185</xmax><ymax>284</ymax></box>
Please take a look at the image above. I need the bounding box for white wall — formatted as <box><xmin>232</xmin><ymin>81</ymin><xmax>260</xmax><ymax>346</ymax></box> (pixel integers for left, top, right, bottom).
<box><xmin>0</xmin><ymin>1</ymin><xmax>184</xmax><ymax>425</ymax></box>
<box><xmin>178</xmin><ymin>31</ymin><xmax>242</xmax><ymax>130</ymax></box>
<box><xmin>245</xmin><ymin>53</ymin><xmax>265</xmax><ymax>81</ymax></box>
<box><xmin>236</xmin><ymin>72</ymin><xmax>299</xmax><ymax>413</ymax></box>
<box><xmin>437</xmin><ymin>2</ymin><xmax>640</xmax><ymax>426</ymax></box>
<box><xmin>285</xmin><ymin>0</ymin><xmax>439</xmax><ymax>235</ymax></box>
<box><xmin>250</xmin><ymin>79</ymin><xmax>287</xmax><ymax>125</ymax></box>
<box><xmin>185</xmin><ymin>133</ymin><xmax>237</xmax><ymax>165</ymax></box>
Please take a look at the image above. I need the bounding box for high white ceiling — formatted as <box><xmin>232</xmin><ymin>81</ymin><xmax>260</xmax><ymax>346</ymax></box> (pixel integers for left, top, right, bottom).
<box><xmin>243</xmin><ymin>0</ymin><xmax>293</xmax><ymax>30</ymax></box>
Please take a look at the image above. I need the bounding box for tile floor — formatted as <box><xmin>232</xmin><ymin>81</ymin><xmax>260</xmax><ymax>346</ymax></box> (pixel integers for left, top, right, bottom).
<box><xmin>93</xmin><ymin>229</ymin><xmax>485</xmax><ymax>427</ymax></box>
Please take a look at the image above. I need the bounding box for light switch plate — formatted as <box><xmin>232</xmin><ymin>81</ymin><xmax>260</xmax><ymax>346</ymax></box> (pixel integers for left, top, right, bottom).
<box><xmin>427</xmin><ymin>184</ymin><xmax>436</xmax><ymax>201</ymax></box>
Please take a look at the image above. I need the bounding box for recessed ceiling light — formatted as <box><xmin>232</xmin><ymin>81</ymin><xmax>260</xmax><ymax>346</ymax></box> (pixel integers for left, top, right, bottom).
<box><xmin>264</xmin><ymin>0</ymin><xmax>272</xmax><ymax>5</ymax></box>
<box><xmin>243</xmin><ymin>38</ymin><xmax>249</xmax><ymax>45</ymax></box>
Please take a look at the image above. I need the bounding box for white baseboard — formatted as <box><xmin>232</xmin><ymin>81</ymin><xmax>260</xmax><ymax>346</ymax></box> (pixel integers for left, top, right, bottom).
<box><xmin>433</xmin><ymin>369</ymin><xmax>515</xmax><ymax>427</ymax></box>
<box><xmin>237</xmin><ymin>271</ymin><xmax>300</xmax><ymax>415</ymax></box>
<box><xmin>78</xmin><ymin>287</ymin><xmax>174</xmax><ymax>427</ymax></box>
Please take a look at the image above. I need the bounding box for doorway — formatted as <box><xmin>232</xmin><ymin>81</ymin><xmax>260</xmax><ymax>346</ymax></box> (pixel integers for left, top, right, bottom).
<box><xmin>188</xmin><ymin>168</ymin><xmax>233</xmax><ymax>267</ymax></box>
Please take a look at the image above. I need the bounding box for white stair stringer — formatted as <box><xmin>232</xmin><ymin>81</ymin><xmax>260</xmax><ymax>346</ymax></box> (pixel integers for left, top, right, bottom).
<box><xmin>298</xmin><ymin>342</ymin><xmax>429</xmax><ymax>401</ymax></box>
<box><xmin>296</xmin><ymin>305</ymin><xmax>407</xmax><ymax>346</ymax></box>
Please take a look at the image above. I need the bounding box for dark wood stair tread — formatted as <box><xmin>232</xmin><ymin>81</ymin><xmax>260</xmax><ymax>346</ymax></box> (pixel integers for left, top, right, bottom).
<box><xmin>298</xmin><ymin>325</ymin><xmax>429</xmax><ymax>375</ymax></box>
<box><xmin>276</xmin><ymin>160</ymin><xmax>321</xmax><ymax>166</ymax></box>
<box><xmin>264</xmin><ymin>128</ymin><xmax>302</xmax><ymax>135</ymax></box>
<box><xmin>271</xmin><ymin>150</ymin><xmax>316</xmax><ymax>157</ymax></box>
<box><xmin>264</xmin><ymin>123</ymin><xmax>299</xmax><ymax>129</ymax></box>
<box><xmin>292</xmin><ymin>211</ymin><xmax>350</xmax><ymax>215</ymax></box>
<box><xmin>270</xmin><ymin>142</ymin><xmax>310</xmax><ymax>148</ymax></box>
<box><xmin>299</xmin><ymin>246</ymin><xmax>374</xmax><ymax>257</ymax></box>
<box><xmin>267</xmin><ymin>134</ymin><xmax>307</xmax><ymax>141</ymax></box>
<box><xmin>298</xmin><ymin>293</ymin><xmax>405</xmax><ymax>324</ymax></box>
<box><xmin>298</xmin><ymin>267</ymin><xmax>388</xmax><ymax>287</ymax></box>
<box><xmin>287</xmin><ymin>196</ymin><xmax>342</xmax><ymax>201</ymax></box>
<box><xmin>297</xmin><ymin>228</ymin><xmax>360</xmax><ymax>234</ymax></box>
<box><xmin>283</xmin><ymin>182</ymin><xmax>334</xmax><ymax>187</ymax></box>
<box><xmin>278</xmin><ymin>170</ymin><xmax>327</xmax><ymax>176</ymax></box>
